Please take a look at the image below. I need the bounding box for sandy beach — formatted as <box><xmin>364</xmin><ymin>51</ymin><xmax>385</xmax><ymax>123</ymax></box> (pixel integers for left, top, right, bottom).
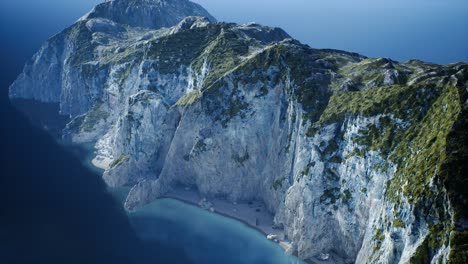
<box><xmin>162</xmin><ymin>185</ymin><xmax>295</xmax><ymax>252</ymax></box>
<box><xmin>162</xmin><ymin>186</ymin><xmax>346</xmax><ymax>264</ymax></box>
<box><xmin>89</xmin><ymin>157</ymin><xmax>342</xmax><ymax>264</ymax></box>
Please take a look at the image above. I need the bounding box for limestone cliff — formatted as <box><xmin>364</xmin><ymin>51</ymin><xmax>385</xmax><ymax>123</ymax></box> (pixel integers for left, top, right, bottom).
<box><xmin>9</xmin><ymin>0</ymin><xmax>468</xmax><ymax>263</ymax></box>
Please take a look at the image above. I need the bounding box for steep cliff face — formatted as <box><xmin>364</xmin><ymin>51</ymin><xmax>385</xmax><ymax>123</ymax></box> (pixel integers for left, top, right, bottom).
<box><xmin>9</xmin><ymin>0</ymin><xmax>468</xmax><ymax>263</ymax></box>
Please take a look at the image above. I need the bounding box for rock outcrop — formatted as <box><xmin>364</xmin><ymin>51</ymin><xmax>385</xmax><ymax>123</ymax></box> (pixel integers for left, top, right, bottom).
<box><xmin>82</xmin><ymin>0</ymin><xmax>216</xmax><ymax>29</ymax></box>
<box><xmin>9</xmin><ymin>0</ymin><xmax>468</xmax><ymax>263</ymax></box>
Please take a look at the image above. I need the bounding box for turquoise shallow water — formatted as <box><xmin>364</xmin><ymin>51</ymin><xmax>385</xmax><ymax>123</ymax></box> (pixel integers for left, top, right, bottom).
<box><xmin>74</xmin><ymin>144</ymin><xmax>304</xmax><ymax>264</ymax></box>
<box><xmin>130</xmin><ymin>198</ymin><xmax>305</xmax><ymax>264</ymax></box>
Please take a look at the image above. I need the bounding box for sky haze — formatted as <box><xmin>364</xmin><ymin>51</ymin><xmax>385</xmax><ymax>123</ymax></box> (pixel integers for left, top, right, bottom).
<box><xmin>0</xmin><ymin>0</ymin><xmax>467</xmax><ymax>65</ymax></box>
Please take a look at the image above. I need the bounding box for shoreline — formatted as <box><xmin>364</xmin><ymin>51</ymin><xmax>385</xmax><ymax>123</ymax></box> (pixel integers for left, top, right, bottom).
<box><xmin>162</xmin><ymin>193</ymin><xmax>269</xmax><ymax>237</ymax></box>
<box><xmin>159</xmin><ymin>186</ymin><xmax>331</xmax><ymax>264</ymax></box>
<box><xmin>87</xmin><ymin>156</ymin><xmax>340</xmax><ymax>264</ymax></box>
<box><xmin>163</xmin><ymin>186</ymin><xmax>285</xmax><ymax>235</ymax></box>
<box><xmin>91</xmin><ymin>155</ymin><xmax>112</xmax><ymax>170</ymax></box>
<box><xmin>159</xmin><ymin>186</ymin><xmax>299</xmax><ymax>256</ymax></box>
<box><xmin>86</xmin><ymin>152</ymin><xmax>285</xmax><ymax>242</ymax></box>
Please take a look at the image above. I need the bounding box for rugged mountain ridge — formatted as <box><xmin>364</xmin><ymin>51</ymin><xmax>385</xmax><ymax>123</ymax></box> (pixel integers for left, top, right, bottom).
<box><xmin>82</xmin><ymin>0</ymin><xmax>216</xmax><ymax>29</ymax></box>
<box><xmin>9</xmin><ymin>0</ymin><xmax>468</xmax><ymax>263</ymax></box>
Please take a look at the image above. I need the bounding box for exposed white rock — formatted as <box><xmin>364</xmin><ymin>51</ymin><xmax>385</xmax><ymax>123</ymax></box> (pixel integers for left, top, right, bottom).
<box><xmin>9</xmin><ymin>0</ymin><xmax>467</xmax><ymax>263</ymax></box>
<box><xmin>267</xmin><ymin>234</ymin><xmax>278</xmax><ymax>240</ymax></box>
<box><xmin>319</xmin><ymin>253</ymin><xmax>330</xmax><ymax>261</ymax></box>
<box><xmin>279</xmin><ymin>241</ymin><xmax>296</xmax><ymax>255</ymax></box>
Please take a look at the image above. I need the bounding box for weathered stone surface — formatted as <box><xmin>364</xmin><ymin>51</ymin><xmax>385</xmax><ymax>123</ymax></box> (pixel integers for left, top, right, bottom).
<box><xmin>9</xmin><ymin>0</ymin><xmax>468</xmax><ymax>263</ymax></box>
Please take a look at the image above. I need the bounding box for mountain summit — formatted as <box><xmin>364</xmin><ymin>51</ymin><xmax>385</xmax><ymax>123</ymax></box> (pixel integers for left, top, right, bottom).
<box><xmin>9</xmin><ymin>1</ymin><xmax>468</xmax><ymax>263</ymax></box>
<box><xmin>81</xmin><ymin>0</ymin><xmax>216</xmax><ymax>29</ymax></box>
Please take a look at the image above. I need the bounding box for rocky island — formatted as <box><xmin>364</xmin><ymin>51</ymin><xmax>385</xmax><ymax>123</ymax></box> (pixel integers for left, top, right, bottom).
<box><xmin>9</xmin><ymin>0</ymin><xmax>468</xmax><ymax>263</ymax></box>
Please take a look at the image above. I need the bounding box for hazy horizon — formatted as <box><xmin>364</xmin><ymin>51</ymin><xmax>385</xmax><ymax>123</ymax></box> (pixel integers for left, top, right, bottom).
<box><xmin>194</xmin><ymin>0</ymin><xmax>468</xmax><ymax>64</ymax></box>
<box><xmin>1</xmin><ymin>2</ymin><xmax>466</xmax><ymax>264</ymax></box>
<box><xmin>0</xmin><ymin>0</ymin><xmax>467</xmax><ymax>67</ymax></box>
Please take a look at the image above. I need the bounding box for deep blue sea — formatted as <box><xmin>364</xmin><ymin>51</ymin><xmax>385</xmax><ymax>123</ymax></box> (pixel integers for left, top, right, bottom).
<box><xmin>1</xmin><ymin>1</ymin><xmax>466</xmax><ymax>263</ymax></box>
<box><xmin>72</xmin><ymin>144</ymin><xmax>305</xmax><ymax>264</ymax></box>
